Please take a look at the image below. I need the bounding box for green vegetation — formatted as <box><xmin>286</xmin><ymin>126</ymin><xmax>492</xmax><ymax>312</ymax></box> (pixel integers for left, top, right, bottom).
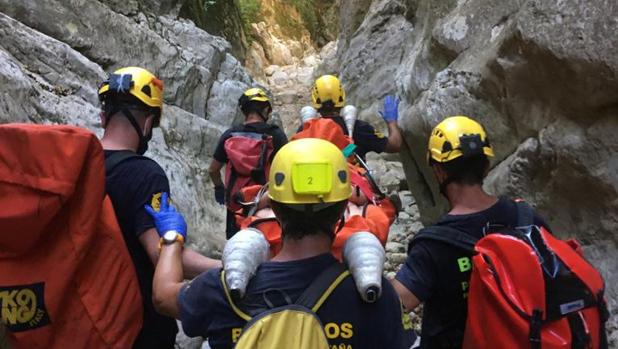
<box><xmin>180</xmin><ymin>0</ymin><xmax>337</xmax><ymax>49</ymax></box>
<box><xmin>285</xmin><ymin>0</ymin><xmax>318</xmax><ymax>40</ymax></box>
<box><xmin>179</xmin><ymin>0</ymin><xmax>259</xmax><ymax>38</ymax></box>
<box><xmin>238</xmin><ymin>0</ymin><xmax>262</xmax><ymax>35</ymax></box>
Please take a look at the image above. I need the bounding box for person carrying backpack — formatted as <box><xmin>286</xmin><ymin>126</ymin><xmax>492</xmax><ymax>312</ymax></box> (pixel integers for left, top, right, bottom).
<box><xmin>147</xmin><ymin>138</ymin><xmax>416</xmax><ymax>349</ymax></box>
<box><xmin>99</xmin><ymin>66</ymin><xmax>221</xmax><ymax>349</ymax></box>
<box><xmin>208</xmin><ymin>88</ymin><xmax>288</xmax><ymax>238</ymax></box>
<box><xmin>298</xmin><ymin>74</ymin><xmax>402</xmax><ymax>159</ymax></box>
<box><xmin>392</xmin><ymin>116</ymin><xmax>608</xmax><ymax>348</ymax></box>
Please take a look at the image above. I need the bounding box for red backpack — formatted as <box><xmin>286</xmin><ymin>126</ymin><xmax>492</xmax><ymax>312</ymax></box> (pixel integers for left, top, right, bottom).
<box><xmin>412</xmin><ymin>201</ymin><xmax>608</xmax><ymax>349</ymax></box>
<box><xmin>224</xmin><ymin>129</ymin><xmax>274</xmax><ymax>212</ymax></box>
<box><xmin>0</xmin><ymin>124</ymin><xmax>142</xmax><ymax>349</ymax></box>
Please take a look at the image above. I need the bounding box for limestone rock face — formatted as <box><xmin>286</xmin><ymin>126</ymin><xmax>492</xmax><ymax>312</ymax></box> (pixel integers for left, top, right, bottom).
<box><xmin>0</xmin><ymin>0</ymin><xmax>256</xmax><ymax>254</ymax></box>
<box><xmin>332</xmin><ymin>0</ymin><xmax>618</xmax><ymax>339</ymax></box>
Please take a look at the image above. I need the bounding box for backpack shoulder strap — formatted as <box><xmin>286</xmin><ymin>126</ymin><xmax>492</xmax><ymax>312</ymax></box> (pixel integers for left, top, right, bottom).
<box><xmin>295</xmin><ymin>263</ymin><xmax>350</xmax><ymax>312</ymax></box>
<box><xmin>514</xmin><ymin>200</ymin><xmax>534</xmax><ymax>227</ymax></box>
<box><xmin>410</xmin><ymin>226</ymin><xmax>478</xmax><ymax>253</ymax></box>
<box><xmin>220</xmin><ymin>270</ymin><xmax>252</xmax><ymax>322</ymax></box>
<box><xmin>266</xmin><ymin>123</ymin><xmax>280</xmax><ymax>133</ymax></box>
<box><xmin>104</xmin><ymin>150</ymin><xmax>143</xmax><ymax>176</ymax></box>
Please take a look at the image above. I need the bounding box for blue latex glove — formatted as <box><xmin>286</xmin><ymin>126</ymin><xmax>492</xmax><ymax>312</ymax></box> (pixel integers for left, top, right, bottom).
<box><xmin>380</xmin><ymin>95</ymin><xmax>399</xmax><ymax>123</ymax></box>
<box><xmin>214</xmin><ymin>185</ymin><xmax>225</xmax><ymax>205</ymax></box>
<box><xmin>144</xmin><ymin>192</ymin><xmax>187</xmax><ymax>240</ymax></box>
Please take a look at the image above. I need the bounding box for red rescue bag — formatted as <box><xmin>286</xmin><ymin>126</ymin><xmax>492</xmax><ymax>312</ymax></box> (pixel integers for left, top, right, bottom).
<box><xmin>292</xmin><ymin>117</ymin><xmax>352</xmax><ymax>151</ymax></box>
<box><xmin>0</xmin><ymin>124</ymin><xmax>143</xmax><ymax>349</ymax></box>
<box><xmin>236</xmin><ymin>185</ymin><xmax>397</xmax><ymax>261</ymax></box>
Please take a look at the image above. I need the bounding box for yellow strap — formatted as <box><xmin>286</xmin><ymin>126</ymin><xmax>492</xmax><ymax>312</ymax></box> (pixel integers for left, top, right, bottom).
<box><xmin>221</xmin><ymin>269</ymin><xmax>350</xmax><ymax>320</ymax></box>
<box><xmin>311</xmin><ymin>270</ymin><xmax>350</xmax><ymax>312</ymax></box>
<box><xmin>220</xmin><ymin>271</ymin><xmax>252</xmax><ymax>321</ymax></box>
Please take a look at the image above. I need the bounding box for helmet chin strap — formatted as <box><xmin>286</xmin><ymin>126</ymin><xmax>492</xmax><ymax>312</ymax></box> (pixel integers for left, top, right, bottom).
<box><xmin>257</xmin><ymin>106</ymin><xmax>271</xmax><ymax>123</ymax></box>
<box><xmin>257</xmin><ymin>111</ymin><xmax>268</xmax><ymax>122</ymax></box>
<box><xmin>120</xmin><ymin>108</ymin><xmax>151</xmax><ymax>155</ymax></box>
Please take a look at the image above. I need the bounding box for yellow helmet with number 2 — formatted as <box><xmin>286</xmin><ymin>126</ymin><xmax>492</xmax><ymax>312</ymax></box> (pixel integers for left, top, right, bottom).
<box><xmin>269</xmin><ymin>138</ymin><xmax>351</xmax><ymax>205</ymax></box>
<box><xmin>311</xmin><ymin>75</ymin><xmax>345</xmax><ymax>109</ymax></box>
<box><xmin>428</xmin><ymin>116</ymin><xmax>494</xmax><ymax>164</ymax></box>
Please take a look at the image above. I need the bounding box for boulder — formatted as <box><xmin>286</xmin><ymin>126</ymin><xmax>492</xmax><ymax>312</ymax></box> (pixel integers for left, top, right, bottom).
<box><xmin>271</xmin><ymin>70</ymin><xmax>289</xmax><ymax>87</ymax></box>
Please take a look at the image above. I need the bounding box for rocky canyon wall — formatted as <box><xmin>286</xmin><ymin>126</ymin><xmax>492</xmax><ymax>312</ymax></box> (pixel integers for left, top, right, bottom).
<box><xmin>0</xmin><ymin>0</ymin><xmax>258</xmax><ymax>254</ymax></box>
<box><xmin>330</xmin><ymin>0</ymin><xmax>618</xmax><ymax>340</ymax></box>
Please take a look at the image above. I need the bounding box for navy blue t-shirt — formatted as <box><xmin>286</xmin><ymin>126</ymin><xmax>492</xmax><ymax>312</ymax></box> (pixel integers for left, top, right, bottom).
<box><xmin>395</xmin><ymin>197</ymin><xmax>550</xmax><ymax>348</ymax></box>
<box><xmin>330</xmin><ymin>116</ymin><xmax>387</xmax><ymax>159</ymax></box>
<box><xmin>104</xmin><ymin>150</ymin><xmax>177</xmax><ymax>349</ymax></box>
<box><xmin>179</xmin><ymin>253</ymin><xmax>416</xmax><ymax>349</ymax></box>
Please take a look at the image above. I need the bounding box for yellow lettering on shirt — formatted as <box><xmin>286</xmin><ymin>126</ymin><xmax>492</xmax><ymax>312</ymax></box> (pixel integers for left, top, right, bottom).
<box><xmin>231</xmin><ymin>327</ymin><xmax>242</xmax><ymax>343</ymax></box>
<box><xmin>324</xmin><ymin>322</ymin><xmax>354</xmax><ymax>339</ymax></box>
<box><xmin>150</xmin><ymin>192</ymin><xmax>162</xmax><ymax>211</ymax></box>
<box><xmin>324</xmin><ymin>322</ymin><xmax>340</xmax><ymax>339</ymax></box>
<box><xmin>457</xmin><ymin>257</ymin><xmax>471</xmax><ymax>272</ymax></box>
<box><xmin>461</xmin><ymin>281</ymin><xmax>469</xmax><ymax>299</ymax></box>
<box><xmin>340</xmin><ymin>322</ymin><xmax>353</xmax><ymax>339</ymax></box>
<box><xmin>330</xmin><ymin>344</ymin><xmax>352</xmax><ymax>349</ymax></box>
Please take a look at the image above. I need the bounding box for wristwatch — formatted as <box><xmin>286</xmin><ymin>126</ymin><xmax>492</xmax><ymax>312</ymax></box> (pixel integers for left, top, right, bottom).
<box><xmin>159</xmin><ymin>230</ymin><xmax>185</xmax><ymax>249</ymax></box>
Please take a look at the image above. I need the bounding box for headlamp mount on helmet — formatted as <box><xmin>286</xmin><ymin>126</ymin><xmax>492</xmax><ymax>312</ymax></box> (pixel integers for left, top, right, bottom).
<box><xmin>427</xmin><ymin>116</ymin><xmax>494</xmax><ymax>164</ymax></box>
<box><xmin>459</xmin><ymin>134</ymin><xmax>485</xmax><ymax>158</ymax></box>
<box><xmin>107</xmin><ymin>73</ymin><xmax>134</xmax><ymax>94</ymax></box>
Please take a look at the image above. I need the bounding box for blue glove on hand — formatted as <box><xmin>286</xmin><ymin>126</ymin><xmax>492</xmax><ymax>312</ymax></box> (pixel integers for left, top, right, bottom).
<box><xmin>144</xmin><ymin>192</ymin><xmax>187</xmax><ymax>240</ymax></box>
<box><xmin>380</xmin><ymin>95</ymin><xmax>399</xmax><ymax>123</ymax></box>
<box><xmin>214</xmin><ymin>185</ymin><xmax>225</xmax><ymax>205</ymax></box>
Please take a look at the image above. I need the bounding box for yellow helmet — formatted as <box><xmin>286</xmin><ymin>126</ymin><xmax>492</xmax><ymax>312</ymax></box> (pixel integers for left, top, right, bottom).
<box><xmin>269</xmin><ymin>138</ymin><xmax>351</xmax><ymax>205</ymax></box>
<box><xmin>240</xmin><ymin>87</ymin><xmax>270</xmax><ymax>103</ymax></box>
<box><xmin>428</xmin><ymin>116</ymin><xmax>494</xmax><ymax>163</ymax></box>
<box><xmin>98</xmin><ymin>67</ymin><xmax>164</xmax><ymax>110</ymax></box>
<box><xmin>238</xmin><ymin>87</ymin><xmax>271</xmax><ymax>113</ymax></box>
<box><xmin>311</xmin><ymin>75</ymin><xmax>345</xmax><ymax>109</ymax></box>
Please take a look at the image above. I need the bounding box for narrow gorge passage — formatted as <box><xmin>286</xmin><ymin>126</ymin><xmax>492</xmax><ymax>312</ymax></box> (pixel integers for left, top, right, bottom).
<box><xmin>0</xmin><ymin>0</ymin><xmax>616</xmax><ymax>347</ymax></box>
